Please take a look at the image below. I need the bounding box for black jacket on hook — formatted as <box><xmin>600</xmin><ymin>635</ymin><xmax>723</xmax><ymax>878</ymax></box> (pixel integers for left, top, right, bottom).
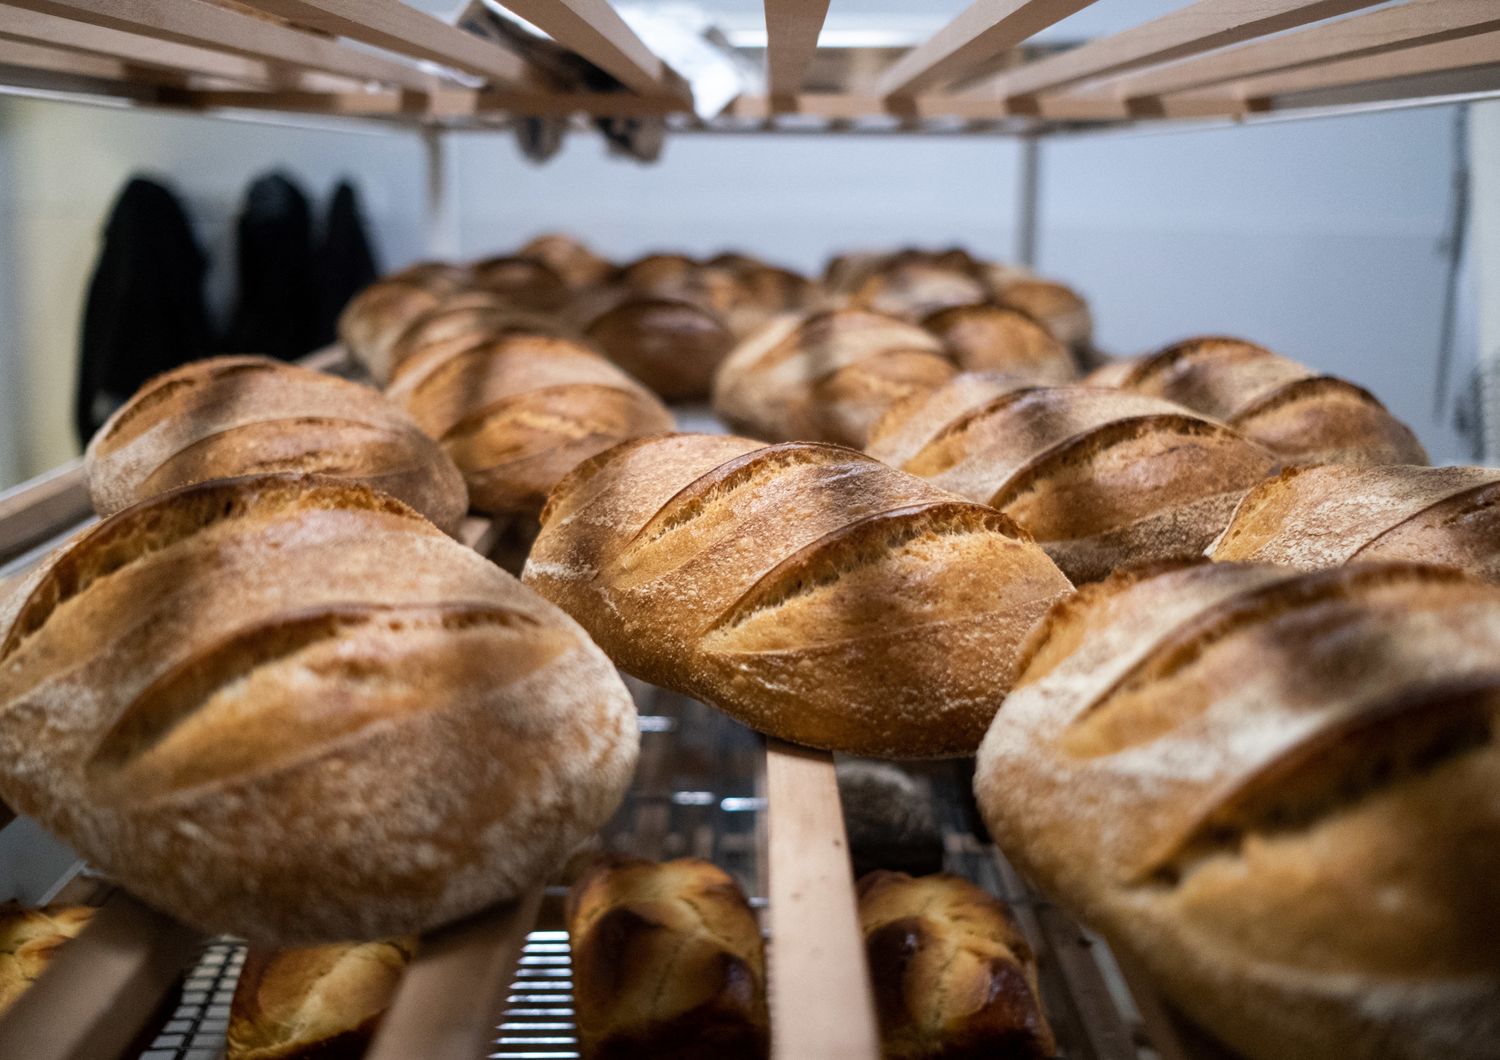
<box><xmin>225</xmin><ymin>171</ymin><xmax>318</xmax><ymax>361</ymax></box>
<box><xmin>315</xmin><ymin>179</ymin><xmax>379</xmax><ymax>346</ymax></box>
<box><xmin>76</xmin><ymin>176</ymin><xmax>213</xmax><ymax>446</ymax></box>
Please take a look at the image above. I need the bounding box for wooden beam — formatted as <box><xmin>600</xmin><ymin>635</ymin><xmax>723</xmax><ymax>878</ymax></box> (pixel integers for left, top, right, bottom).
<box><xmin>961</xmin><ymin>0</ymin><xmax>1386</xmax><ymax>100</ymax></box>
<box><xmin>0</xmin><ymin>6</ymin><xmax>338</xmax><ymax>90</ymax></box>
<box><xmin>485</xmin><ymin>0</ymin><xmax>683</xmax><ymax>98</ymax></box>
<box><xmin>0</xmin><ymin>892</ymin><xmax>203</xmax><ymax>1060</ymax></box>
<box><xmin>1108</xmin><ymin>0</ymin><xmax>1500</xmax><ymax>99</ymax></box>
<box><xmin>764</xmin><ymin>0</ymin><xmax>833</xmax><ymax>98</ymax></box>
<box><xmin>0</xmin><ymin>35</ymin><xmax>142</xmax><ymax>83</ymax></box>
<box><xmin>3</xmin><ymin>0</ymin><xmax>435</xmax><ymax>92</ymax></box>
<box><xmin>1236</xmin><ymin>24</ymin><xmax>1500</xmax><ymax>99</ymax></box>
<box><xmin>875</xmin><ymin>0</ymin><xmax>1100</xmax><ymax>97</ymax></box>
<box><xmin>764</xmin><ymin>741</ymin><xmax>879</xmax><ymax>1060</ymax></box>
<box><xmin>235</xmin><ymin>0</ymin><xmax>543</xmax><ymax>89</ymax></box>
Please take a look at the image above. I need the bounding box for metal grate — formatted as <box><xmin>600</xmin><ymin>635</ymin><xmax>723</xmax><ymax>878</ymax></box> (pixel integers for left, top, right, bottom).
<box><xmin>491</xmin><ymin>930</ymin><xmax>579</xmax><ymax>1059</ymax></box>
<box><xmin>138</xmin><ymin>939</ymin><xmax>244</xmax><ymax>1060</ymax></box>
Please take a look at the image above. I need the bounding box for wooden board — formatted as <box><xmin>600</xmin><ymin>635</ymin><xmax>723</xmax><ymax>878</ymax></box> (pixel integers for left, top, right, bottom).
<box><xmin>764</xmin><ymin>0</ymin><xmax>833</xmax><ymax>98</ymax></box>
<box><xmin>486</xmin><ymin>0</ymin><xmax>684</xmax><ymax>98</ymax></box>
<box><xmin>764</xmin><ymin>741</ymin><xmax>879</xmax><ymax>1060</ymax></box>
<box><xmin>1234</xmin><ymin>25</ymin><xmax>1500</xmax><ymax>99</ymax></box>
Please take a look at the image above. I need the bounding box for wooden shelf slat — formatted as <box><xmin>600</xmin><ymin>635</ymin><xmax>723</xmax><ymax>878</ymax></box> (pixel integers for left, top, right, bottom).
<box><xmin>1234</xmin><ymin>24</ymin><xmax>1500</xmax><ymax>99</ymax></box>
<box><xmin>236</xmin><ymin>0</ymin><xmax>540</xmax><ymax>89</ymax></box>
<box><xmin>486</xmin><ymin>0</ymin><xmax>683</xmax><ymax>98</ymax></box>
<box><xmin>764</xmin><ymin>741</ymin><xmax>879</xmax><ymax>1060</ymax></box>
<box><xmin>0</xmin><ymin>892</ymin><xmax>204</xmax><ymax>1060</ymax></box>
<box><xmin>763</xmin><ymin>0</ymin><xmax>833</xmax><ymax>98</ymax></box>
<box><xmin>4</xmin><ymin>0</ymin><xmax>434</xmax><ymax>92</ymax></box>
<box><xmin>1106</xmin><ymin>0</ymin><xmax>1500</xmax><ymax>99</ymax></box>
<box><xmin>874</xmin><ymin>0</ymin><xmax>1100</xmax><ymax>98</ymax></box>
<box><xmin>960</xmin><ymin>0</ymin><xmax>1385</xmax><ymax>100</ymax></box>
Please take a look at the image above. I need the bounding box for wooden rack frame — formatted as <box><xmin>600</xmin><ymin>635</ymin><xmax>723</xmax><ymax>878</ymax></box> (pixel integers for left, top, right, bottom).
<box><xmin>0</xmin><ymin>0</ymin><xmax>1495</xmax><ymax>136</ymax></box>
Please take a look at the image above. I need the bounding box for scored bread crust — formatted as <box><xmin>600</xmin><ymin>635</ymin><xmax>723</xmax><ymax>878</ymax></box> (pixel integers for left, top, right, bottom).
<box><xmin>0</xmin><ymin>474</ymin><xmax>639</xmax><ymax>945</ymax></box>
<box><xmin>877</xmin><ymin>383</ymin><xmax>1277</xmax><ymax>583</ymax></box>
<box><xmin>995</xmin><ymin>280</ymin><xmax>1092</xmax><ymax>351</ymax></box>
<box><xmin>1210</xmin><ymin>463</ymin><xmax>1500</xmax><ymax>579</ymax></box>
<box><xmin>711</xmin><ymin>308</ymin><xmax>957</xmax><ymax>447</ymax></box>
<box><xmin>227</xmin><ymin>937</ymin><xmax>415</xmax><ymax>1060</ymax></box>
<box><xmin>337</xmin><ymin>280</ymin><xmax>446</xmax><ymax>383</ymax></box>
<box><xmin>856</xmin><ymin>871</ymin><xmax>1055</xmax><ymax>1059</ymax></box>
<box><xmin>922</xmin><ymin>303</ymin><xmax>1077</xmax><ymax>384</ymax></box>
<box><xmin>523</xmin><ymin>433</ymin><xmax>1071</xmax><ymax>758</ymax></box>
<box><xmin>85</xmin><ymin>356</ymin><xmax>468</xmax><ymax>534</ymax></box>
<box><xmin>974</xmin><ymin>560</ymin><xmax>1500</xmax><ymax>1060</ymax></box>
<box><xmin>849</xmin><ymin>260</ymin><xmax>991</xmax><ymax>321</ymax></box>
<box><xmin>567</xmin><ymin>856</ymin><xmax>768</xmax><ymax>1060</ymax></box>
<box><xmin>386</xmin><ymin>334</ymin><xmax>674</xmax><ymax>518</ymax></box>
<box><xmin>1118</xmin><ymin>337</ymin><xmax>1427</xmax><ymax>467</ymax></box>
<box><xmin>584</xmin><ymin>297</ymin><xmax>735</xmax><ymax>402</ymax></box>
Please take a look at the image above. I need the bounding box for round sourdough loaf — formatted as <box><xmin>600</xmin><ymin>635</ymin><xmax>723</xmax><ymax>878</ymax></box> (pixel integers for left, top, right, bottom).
<box><xmin>0</xmin><ymin>474</ymin><xmax>638</xmax><ymax>945</ymax></box>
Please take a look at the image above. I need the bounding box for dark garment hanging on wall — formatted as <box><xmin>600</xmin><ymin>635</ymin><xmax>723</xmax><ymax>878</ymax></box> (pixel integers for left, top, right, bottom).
<box><xmin>315</xmin><ymin>180</ymin><xmax>379</xmax><ymax>346</ymax></box>
<box><xmin>224</xmin><ymin>171</ymin><xmax>318</xmax><ymax>361</ymax></box>
<box><xmin>76</xmin><ymin>176</ymin><xmax>213</xmax><ymax>446</ymax></box>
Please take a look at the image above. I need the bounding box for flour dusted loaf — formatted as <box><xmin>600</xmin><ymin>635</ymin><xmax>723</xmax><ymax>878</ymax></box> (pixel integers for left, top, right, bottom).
<box><xmin>0</xmin><ymin>474</ymin><xmax>638</xmax><ymax>944</ymax></box>
<box><xmin>922</xmin><ymin>303</ymin><xmax>1077</xmax><ymax>383</ymax></box>
<box><xmin>867</xmin><ymin>378</ymin><xmax>1277</xmax><ymax>583</ymax></box>
<box><xmin>0</xmin><ymin>905</ymin><xmax>95</xmax><ymax>1017</ymax></box>
<box><xmin>975</xmin><ymin>560</ymin><xmax>1500</xmax><ymax>1060</ymax></box>
<box><xmin>858</xmin><ymin>872</ymin><xmax>1054</xmax><ymax>1059</ymax></box>
<box><xmin>227</xmin><ymin>938</ymin><xmax>414</xmax><ymax>1060</ymax></box>
<box><xmin>523</xmin><ymin>433</ymin><xmax>1071</xmax><ymax>757</ymax></box>
<box><xmin>85</xmin><ymin>356</ymin><xmax>467</xmax><ymax>533</ymax></box>
<box><xmin>712</xmin><ymin>308</ymin><xmax>957</xmax><ymax>447</ymax></box>
<box><xmin>1107</xmin><ymin>336</ymin><xmax>1426</xmax><ymax>466</ymax></box>
<box><xmin>387</xmin><ymin>333</ymin><xmax>674</xmax><ymax>518</ymax></box>
<box><xmin>568</xmin><ymin>856</ymin><xmax>768</xmax><ymax>1060</ymax></box>
<box><xmin>1210</xmin><ymin>464</ymin><xmax>1500</xmax><ymax>578</ymax></box>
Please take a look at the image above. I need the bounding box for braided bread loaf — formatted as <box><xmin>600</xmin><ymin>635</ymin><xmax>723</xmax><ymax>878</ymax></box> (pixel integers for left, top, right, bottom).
<box><xmin>568</xmin><ymin>856</ymin><xmax>768</xmax><ymax>1060</ymax></box>
<box><xmin>857</xmin><ymin>871</ymin><xmax>1054</xmax><ymax>1059</ymax></box>
<box><xmin>975</xmin><ymin>560</ymin><xmax>1500</xmax><ymax>1060</ymax></box>
<box><xmin>712</xmin><ymin>309</ymin><xmax>957</xmax><ymax>447</ymax></box>
<box><xmin>0</xmin><ymin>475</ymin><xmax>638</xmax><ymax>944</ymax></box>
<box><xmin>1210</xmin><ymin>463</ymin><xmax>1500</xmax><ymax>579</ymax></box>
<box><xmin>85</xmin><ymin>356</ymin><xmax>467</xmax><ymax>533</ymax></box>
<box><xmin>387</xmin><ymin>334</ymin><xmax>673</xmax><ymax>518</ymax></box>
<box><xmin>867</xmin><ymin>378</ymin><xmax>1277</xmax><ymax>583</ymax></box>
<box><xmin>1104</xmin><ymin>337</ymin><xmax>1426</xmax><ymax>466</ymax></box>
<box><xmin>523</xmin><ymin>433</ymin><xmax>1071</xmax><ymax>757</ymax></box>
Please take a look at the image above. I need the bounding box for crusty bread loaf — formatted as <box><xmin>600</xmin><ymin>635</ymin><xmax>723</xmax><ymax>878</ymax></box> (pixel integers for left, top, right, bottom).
<box><xmin>338</xmin><ymin>280</ymin><xmax>446</xmax><ymax>382</ymax></box>
<box><xmin>868</xmin><ymin>380</ymin><xmax>1277</xmax><ymax>583</ymax></box>
<box><xmin>922</xmin><ymin>303</ymin><xmax>1076</xmax><ymax>383</ymax></box>
<box><xmin>712</xmin><ymin>308</ymin><xmax>957</xmax><ymax>447</ymax></box>
<box><xmin>568</xmin><ymin>856</ymin><xmax>768</xmax><ymax>1060</ymax></box>
<box><xmin>85</xmin><ymin>356</ymin><xmax>468</xmax><ymax>533</ymax></box>
<box><xmin>0</xmin><ymin>474</ymin><xmax>638</xmax><ymax>944</ymax></box>
<box><xmin>618</xmin><ymin>252</ymin><xmax>699</xmax><ymax>292</ymax></box>
<box><xmin>1111</xmin><ymin>337</ymin><xmax>1427</xmax><ymax>466</ymax></box>
<box><xmin>227</xmin><ymin>938</ymin><xmax>414</xmax><ymax>1060</ymax></box>
<box><xmin>1209</xmin><ymin>463</ymin><xmax>1500</xmax><ymax>579</ymax></box>
<box><xmin>851</xmin><ymin>259</ymin><xmax>991</xmax><ymax>321</ymax></box>
<box><xmin>383</xmin><ymin>261</ymin><xmax>472</xmax><ymax>294</ymax></box>
<box><xmin>523</xmin><ymin>433</ymin><xmax>1071</xmax><ymax>757</ymax></box>
<box><xmin>387</xmin><ymin>333</ymin><xmax>674</xmax><ymax>518</ymax></box>
<box><xmin>0</xmin><ymin>905</ymin><xmax>95</xmax><ymax>1016</ymax></box>
<box><xmin>994</xmin><ymin>280</ymin><xmax>1092</xmax><ymax>352</ymax></box>
<box><xmin>384</xmin><ymin>293</ymin><xmax>573</xmax><ymax>383</ymax></box>
<box><xmin>857</xmin><ymin>872</ymin><xmax>1055</xmax><ymax>1059</ymax></box>
<box><xmin>975</xmin><ymin>560</ymin><xmax>1500</xmax><ymax>1060</ymax></box>
<box><xmin>1080</xmin><ymin>356</ymin><xmax>1142</xmax><ymax>388</ymax></box>
<box><xmin>584</xmin><ymin>297</ymin><xmax>734</xmax><ymax>402</ymax></box>
<box><xmin>518</xmin><ymin>233</ymin><xmax>614</xmax><ymax>290</ymax></box>
<box><xmin>469</xmin><ymin>255</ymin><xmax>570</xmax><ymax>312</ymax></box>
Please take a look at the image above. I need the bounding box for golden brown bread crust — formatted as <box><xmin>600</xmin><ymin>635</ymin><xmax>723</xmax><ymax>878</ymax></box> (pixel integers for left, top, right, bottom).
<box><xmin>995</xmin><ymin>280</ymin><xmax>1092</xmax><ymax>351</ymax></box>
<box><xmin>384</xmin><ymin>293</ymin><xmax>574</xmax><ymax>381</ymax></box>
<box><xmin>85</xmin><ymin>356</ymin><xmax>468</xmax><ymax>534</ymax></box>
<box><xmin>386</xmin><ymin>334</ymin><xmax>674</xmax><ymax>518</ymax></box>
<box><xmin>567</xmin><ymin>857</ymin><xmax>768</xmax><ymax>1060</ymax></box>
<box><xmin>524</xmin><ymin>433</ymin><xmax>1071</xmax><ymax>757</ymax></box>
<box><xmin>850</xmin><ymin>260</ymin><xmax>990</xmax><ymax>321</ymax></box>
<box><xmin>1209</xmin><ymin>464</ymin><xmax>1500</xmax><ymax>579</ymax></box>
<box><xmin>1119</xmin><ymin>337</ymin><xmax>1427</xmax><ymax>466</ymax></box>
<box><xmin>518</xmin><ymin>233</ymin><xmax>615</xmax><ymax>289</ymax></box>
<box><xmin>922</xmin><ymin>303</ymin><xmax>1076</xmax><ymax>384</ymax></box>
<box><xmin>337</xmin><ymin>280</ymin><xmax>445</xmax><ymax>383</ymax></box>
<box><xmin>712</xmin><ymin>308</ymin><xmax>956</xmax><ymax>446</ymax></box>
<box><xmin>469</xmin><ymin>255</ymin><xmax>570</xmax><ymax>312</ymax></box>
<box><xmin>227</xmin><ymin>938</ymin><xmax>414</xmax><ymax>1060</ymax></box>
<box><xmin>876</xmin><ymin>382</ymin><xmax>1277</xmax><ymax>583</ymax></box>
<box><xmin>584</xmin><ymin>297</ymin><xmax>734</xmax><ymax>401</ymax></box>
<box><xmin>0</xmin><ymin>474</ymin><xmax>638</xmax><ymax>944</ymax></box>
<box><xmin>0</xmin><ymin>905</ymin><xmax>95</xmax><ymax>1016</ymax></box>
<box><xmin>857</xmin><ymin>872</ymin><xmax>1054</xmax><ymax>1060</ymax></box>
<box><xmin>975</xmin><ymin>561</ymin><xmax>1500</xmax><ymax>1060</ymax></box>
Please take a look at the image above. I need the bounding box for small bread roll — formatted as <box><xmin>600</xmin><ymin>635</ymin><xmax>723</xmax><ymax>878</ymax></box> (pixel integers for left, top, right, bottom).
<box><xmin>85</xmin><ymin>356</ymin><xmax>467</xmax><ymax>534</ymax></box>
<box><xmin>0</xmin><ymin>905</ymin><xmax>95</xmax><ymax>1016</ymax></box>
<box><xmin>858</xmin><ymin>872</ymin><xmax>1055</xmax><ymax>1059</ymax></box>
<box><xmin>568</xmin><ymin>857</ymin><xmax>768</xmax><ymax>1060</ymax></box>
<box><xmin>227</xmin><ymin>938</ymin><xmax>414</xmax><ymax>1060</ymax></box>
<box><xmin>922</xmin><ymin>303</ymin><xmax>1076</xmax><ymax>383</ymax></box>
<box><xmin>585</xmin><ymin>297</ymin><xmax>734</xmax><ymax>402</ymax></box>
<box><xmin>1210</xmin><ymin>463</ymin><xmax>1500</xmax><ymax>579</ymax></box>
